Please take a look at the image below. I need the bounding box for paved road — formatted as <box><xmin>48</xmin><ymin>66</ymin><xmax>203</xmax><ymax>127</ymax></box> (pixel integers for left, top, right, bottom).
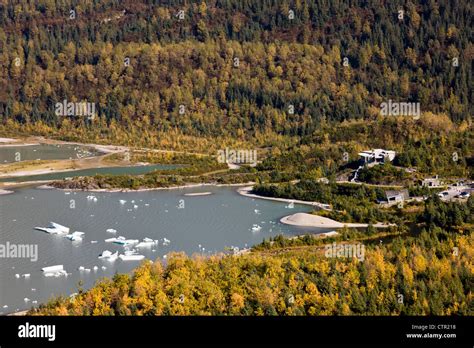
<box><xmin>439</xmin><ymin>185</ymin><xmax>472</xmax><ymax>201</ymax></box>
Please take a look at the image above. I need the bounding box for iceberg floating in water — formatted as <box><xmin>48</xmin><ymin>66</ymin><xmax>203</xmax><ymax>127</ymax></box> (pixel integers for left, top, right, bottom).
<box><xmin>35</xmin><ymin>222</ymin><xmax>70</xmax><ymax>234</ymax></box>
<box><xmin>136</xmin><ymin>238</ymin><xmax>157</xmax><ymax>248</ymax></box>
<box><xmin>251</xmin><ymin>224</ymin><xmax>262</xmax><ymax>232</ymax></box>
<box><xmin>98</xmin><ymin>250</ymin><xmax>118</xmax><ymax>261</ymax></box>
<box><xmin>106</xmin><ymin>228</ymin><xmax>117</xmax><ymax>233</ymax></box>
<box><xmin>119</xmin><ymin>250</ymin><xmax>145</xmax><ymax>261</ymax></box>
<box><xmin>104</xmin><ymin>236</ymin><xmax>139</xmax><ymax>246</ymax></box>
<box><xmin>42</xmin><ymin>265</ymin><xmax>64</xmax><ymax>273</ymax></box>
<box><xmin>87</xmin><ymin>195</ymin><xmax>98</xmax><ymax>202</ymax></box>
<box><xmin>119</xmin><ymin>200</ymin><xmax>127</xmax><ymax>204</ymax></box>
<box><xmin>65</xmin><ymin>231</ymin><xmax>85</xmax><ymax>241</ymax></box>
<box><xmin>42</xmin><ymin>265</ymin><xmax>67</xmax><ymax>277</ymax></box>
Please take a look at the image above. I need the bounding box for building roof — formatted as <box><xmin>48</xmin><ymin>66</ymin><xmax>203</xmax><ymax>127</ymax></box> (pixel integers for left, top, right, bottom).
<box><xmin>358</xmin><ymin>149</ymin><xmax>396</xmax><ymax>160</ymax></box>
<box><xmin>385</xmin><ymin>189</ymin><xmax>409</xmax><ymax>199</ymax></box>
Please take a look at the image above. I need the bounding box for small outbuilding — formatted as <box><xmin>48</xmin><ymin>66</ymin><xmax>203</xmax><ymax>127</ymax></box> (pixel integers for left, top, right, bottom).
<box><xmin>358</xmin><ymin>149</ymin><xmax>396</xmax><ymax>165</ymax></box>
<box><xmin>421</xmin><ymin>175</ymin><xmax>441</xmax><ymax>188</ymax></box>
<box><xmin>385</xmin><ymin>189</ymin><xmax>409</xmax><ymax>203</ymax></box>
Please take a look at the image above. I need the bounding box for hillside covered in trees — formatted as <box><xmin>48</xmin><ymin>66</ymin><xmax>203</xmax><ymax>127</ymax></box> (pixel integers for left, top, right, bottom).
<box><xmin>1</xmin><ymin>0</ymin><xmax>472</xmax><ymax>149</ymax></box>
<box><xmin>2</xmin><ymin>1</ymin><xmax>473</xmax><ymax>319</ymax></box>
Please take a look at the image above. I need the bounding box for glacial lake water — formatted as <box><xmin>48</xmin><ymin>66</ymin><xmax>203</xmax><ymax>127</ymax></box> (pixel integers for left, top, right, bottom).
<box><xmin>0</xmin><ymin>144</ymin><xmax>102</xmax><ymax>164</ymax></box>
<box><xmin>0</xmin><ymin>164</ymin><xmax>181</xmax><ymax>182</ymax></box>
<box><xmin>0</xmin><ymin>186</ymin><xmax>331</xmax><ymax>313</ymax></box>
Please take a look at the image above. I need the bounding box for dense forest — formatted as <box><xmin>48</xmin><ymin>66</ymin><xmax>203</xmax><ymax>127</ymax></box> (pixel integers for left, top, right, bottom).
<box><xmin>0</xmin><ymin>0</ymin><xmax>472</xmax><ymax>148</ymax></box>
<box><xmin>2</xmin><ymin>1</ymin><xmax>473</xmax><ymax>318</ymax></box>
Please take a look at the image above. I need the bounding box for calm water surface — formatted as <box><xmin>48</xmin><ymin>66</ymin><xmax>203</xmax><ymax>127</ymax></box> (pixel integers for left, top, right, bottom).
<box><xmin>0</xmin><ymin>144</ymin><xmax>102</xmax><ymax>164</ymax></box>
<box><xmin>0</xmin><ymin>186</ymin><xmax>330</xmax><ymax>313</ymax></box>
<box><xmin>0</xmin><ymin>164</ymin><xmax>180</xmax><ymax>182</ymax></box>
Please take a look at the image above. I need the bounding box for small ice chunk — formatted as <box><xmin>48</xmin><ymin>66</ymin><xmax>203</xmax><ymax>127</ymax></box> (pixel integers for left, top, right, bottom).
<box><xmin>15</xmin><ymin>274</ymin><xmax>20</xmax><ymax>279</ymax></box>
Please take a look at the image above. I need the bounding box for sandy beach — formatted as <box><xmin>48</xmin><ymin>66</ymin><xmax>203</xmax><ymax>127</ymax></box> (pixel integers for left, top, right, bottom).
<box><xmin>237</xmin><ymin>186</ymin><xmax>332</xmax><ymax>210</ymax></box>
<box><xmin>184</xmin><ymin>192</ymin><xmax>213</xmax><ymax>196</ymax></box>
<box><xmin>280</xmin><ymin>212</ymin><xmax>393</xmax><ymax>229</ymax></box>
